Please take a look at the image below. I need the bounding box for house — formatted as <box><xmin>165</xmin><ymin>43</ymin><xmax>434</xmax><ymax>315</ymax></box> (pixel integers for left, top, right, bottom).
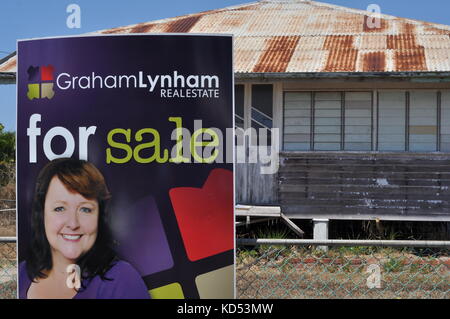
<box><xmin>2</xmin><ymin>0</ymin><xmax>450</xmax><ymax>235</ymax></box>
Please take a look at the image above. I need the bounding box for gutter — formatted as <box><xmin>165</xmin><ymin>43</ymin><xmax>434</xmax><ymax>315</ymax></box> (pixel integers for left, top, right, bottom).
<box><xmin>236</xmin><ymin>72</ymin><xmax>450</xmax><ymax>82</ymax></box>
<box><xmin>0</xmin><ymin>72</ymin><xmax>16</xmax><ymax>84</ymax></box>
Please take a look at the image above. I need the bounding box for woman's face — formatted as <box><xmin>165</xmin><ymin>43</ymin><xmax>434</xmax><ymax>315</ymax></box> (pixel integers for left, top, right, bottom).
<box><xmin>44</xmin><ymin>176</ymin><xmax>99</xmax><ymax>263</ymax></box>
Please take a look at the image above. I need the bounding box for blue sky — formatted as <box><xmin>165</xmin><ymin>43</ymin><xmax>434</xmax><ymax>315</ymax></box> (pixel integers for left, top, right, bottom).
<box><xmin>1</xmin><ymin>0</ymin><xmax>450</xmax><ymax>131</ymax></box>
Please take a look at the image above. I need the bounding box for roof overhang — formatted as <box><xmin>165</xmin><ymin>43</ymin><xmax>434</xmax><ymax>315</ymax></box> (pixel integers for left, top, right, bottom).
<box><xmin>236</xmin><ymin>72</ymin><xmax>450</xmax><ymax>83</ymax></box>
<box><xmin>0</xmin><ymin>72</ymin><xmax>16</xmax><ymax>84</ymax></box>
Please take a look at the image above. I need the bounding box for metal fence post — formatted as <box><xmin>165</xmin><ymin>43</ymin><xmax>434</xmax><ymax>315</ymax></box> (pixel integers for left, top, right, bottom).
<box><xmin>313</xmin><ymin>219</ymin><xmax>329</xmax><ymax>251</ymax></box>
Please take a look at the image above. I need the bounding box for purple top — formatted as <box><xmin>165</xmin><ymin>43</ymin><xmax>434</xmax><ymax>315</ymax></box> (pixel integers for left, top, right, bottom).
<box><xmin>19</xmin><ymin>260</ymin><xmax>150</xmax><ymax>299</ymax></box>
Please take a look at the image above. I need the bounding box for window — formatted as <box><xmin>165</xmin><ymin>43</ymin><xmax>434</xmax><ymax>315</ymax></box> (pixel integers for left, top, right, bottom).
<box><xmin>378</xmin><ymin>91</ymin><xmax>439</xmax><ymax>152</ymax></box>
<box><xmin>251</xmin><ymin>84</ymin><xmax>273</xmax><ymax>145</ymax></box>
<box><xmin>409</xmin><ymin>91</ymin><xmax>437</xmax><ymax>151</ymax></box>
<box><xmin>314</xmin><ymin>92</ymin><xmax>342</xmax><ymax>151</ymax></box>
<box><xmin>234</xmin><ymin>84</ymin><xmax>244</xmax><ymax>129</ymax></box>
<box><xmin>442</xmin><ymin>91</ymin><xmax>450</xmax><ymax>151</ymax></box>
<box><xmin>283</xmin><ymin>91</ymin><xmax>373</xmax><ymax>151</ymax></box>
<box><xmin>284</xmin><ymin>90</ymin><xmax>448</xmax><ymax>153</ymax></box>
<box><xmin>284</xmin><ymin>92</ymin><xmax>311</xmax><ymax>151</ymax></box>
<box><xmin>344</xmin><ymin>92</ymin><xmax>372</xmax><ymax>151</ymax></box>
<box><xmin>377</xmin><ymin>91</ymin><xmax>406</xmax><ymax>151</ymax></box>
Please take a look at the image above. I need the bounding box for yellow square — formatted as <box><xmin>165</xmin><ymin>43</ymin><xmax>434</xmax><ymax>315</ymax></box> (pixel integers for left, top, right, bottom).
<box><xmin>149</xmin><ymin>282</ymin><xmax>184</xmax><ymax>299</ymax></box>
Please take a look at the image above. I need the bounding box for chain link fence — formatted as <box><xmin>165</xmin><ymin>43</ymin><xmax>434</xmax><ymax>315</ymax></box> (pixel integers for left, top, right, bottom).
<box><xmin>0</xmin><ymin>239</ymin><xmax>16</xmax><ymax>299</ymax></box>
<box><xmin>236</xmin><ymin>239</ymin><xmax>449</xmax><ymax>299</ymax></box>
<box><xmin>0</xmin><ymin>162</ymin><xmax>16</xmax><ymax>299</ymax></box>
<box><xmin>0</xmin><ymin>162</ymin><xmax>15</xmax><ymax>237</ymax></box>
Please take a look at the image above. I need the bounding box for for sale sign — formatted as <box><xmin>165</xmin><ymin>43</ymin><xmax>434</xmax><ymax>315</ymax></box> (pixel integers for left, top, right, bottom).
<box><xmin>17</xmin><ymin>35</ymin><xmax>234</xmax><ymax>299</ymax></box>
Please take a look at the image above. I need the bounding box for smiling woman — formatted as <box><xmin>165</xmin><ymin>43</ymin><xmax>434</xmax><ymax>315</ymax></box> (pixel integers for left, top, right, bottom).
<box><xmin>18</xmin><ymin>158</ymin><xmax>150</xmax><ymax>299</ymax></box>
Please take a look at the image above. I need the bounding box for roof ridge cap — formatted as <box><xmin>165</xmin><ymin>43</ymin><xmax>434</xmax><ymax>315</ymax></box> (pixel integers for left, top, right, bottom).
<box><xmin>305</xmin><ymin>0</ymin><xmax>450</xmax><ymax>31</ymax></box>
<box><xmin>95</xmin><ymin>1</ymin><xmax>261</xmax><ymax>33</ymax></box>
<box><xmin>92</xmin><ymin>0</ymin><xmax>450</xmax><ymax>34</ymax></box>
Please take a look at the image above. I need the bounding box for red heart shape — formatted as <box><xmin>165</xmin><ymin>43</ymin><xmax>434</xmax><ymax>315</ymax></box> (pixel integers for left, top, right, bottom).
<box><xmin>169</xmin><ymin>168</ymin><xmax>234</xmax><ymax>262</ymax></box>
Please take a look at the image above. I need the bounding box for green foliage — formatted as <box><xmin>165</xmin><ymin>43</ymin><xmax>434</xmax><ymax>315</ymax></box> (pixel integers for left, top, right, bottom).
<box><xmin>337</xmin><ymin>246</ymin><xmax>376</xmax><ymax>255</ymax></box>
<box><xmin>255</xmin><ymin>225</ymin><xmax>291</xmax><ymax>255</ymax></box>
<box><xmin>0</xmin><ymin>123</ymin><xmax>15</xmax><ymax>163</ymax></box>
<box><xmin>237</xmin><ymin>248</ymin><xmax>259</xmax><ymax>261</ymax></box>
<box><xmin>383</xmin><ymin>257</ymin><xmax>404</xmax><ymax>273</ymax></box>
<box><xmin>255</xmin><ymin>226</ymin><xmax>291</xmax><ymax>240</ymax></box>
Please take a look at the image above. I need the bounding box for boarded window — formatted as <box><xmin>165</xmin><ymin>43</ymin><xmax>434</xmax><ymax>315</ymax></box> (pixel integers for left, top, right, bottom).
<box><xmin>284</xmin><ymin>93</ymin><xmax>311</xmax><ymax>151</ymax></box>
<box><xmin>283</xmin><ymin>90</ymin><xmax>444</xmax><ymax>153</ymax></box>
<box><xmin>442</xmin><ymin>91</ymin><xmax>450</xmax><ymax>152</ymax></box>
<box><xmin>378</xmin><ymin>91</ymin><xmax>406</xmax><ymax>151</ymax></box>
<box><xmin>378</xmin><ymin>91</ymin><xmax>438</xmax><ymax>152</ymax></box>
<box><xmin>344</xmin><ymin>92</ymin><xmax>372</xmax><ymax>151</ymax></box>
<box><xmin>409</xmin><ymin>91</ymin><xmax>437</xmax><ymax>152</ymax></box>
<box><xmin>283</xmin><ymin>91</ymin><xmax>372</xmax><ymax>151</ymax></box>
<box><xmin>314</xmin><ymin>92</ymin><xmax>342</xmax><ymax>151</ymax></box>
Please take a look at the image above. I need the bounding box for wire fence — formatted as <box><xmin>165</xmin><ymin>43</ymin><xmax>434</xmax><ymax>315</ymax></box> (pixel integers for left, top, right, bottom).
<box><xmin>0</xmin><ymin>162</ymin><xmax>15</xmax><ymax>237</ymax></box>
<box><xmin>236</xmin><ymin>239</ymin><xmax>449</xmax><ymax>299</ymax></box>
<box><xmin>0</xmin><ymin>163</ymin><xmax>16</xmax><ymax>299</ymax></box>
<box><xmin>0</xmin><ymin>238</ymin><xmax>16</xmax><ymax>299</ymax></box>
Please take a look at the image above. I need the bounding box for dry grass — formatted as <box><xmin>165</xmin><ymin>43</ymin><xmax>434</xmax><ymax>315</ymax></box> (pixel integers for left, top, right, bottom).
<box><xmin>0</xmin><ymin>183</ymin><xmax>15</xmax><ymax>202</ymax></box>
<box><xmin>0</xmin><ymin>226</ymin><xmax>15</xmax><ymax>237</ymax></box>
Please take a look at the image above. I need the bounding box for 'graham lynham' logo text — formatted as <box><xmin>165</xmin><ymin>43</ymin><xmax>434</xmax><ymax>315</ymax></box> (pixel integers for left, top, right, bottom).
<box><xmin>56</xmin><ymin>70</ymin><xmax>220</xmax><ymax>99</ymax></box>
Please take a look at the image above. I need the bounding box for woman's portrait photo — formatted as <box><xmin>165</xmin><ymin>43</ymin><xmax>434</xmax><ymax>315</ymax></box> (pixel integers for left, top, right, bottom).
<box><xmin>19</xmin><ymin>158</ymin><xmax>150</xmax><ymax>299</ymax></box>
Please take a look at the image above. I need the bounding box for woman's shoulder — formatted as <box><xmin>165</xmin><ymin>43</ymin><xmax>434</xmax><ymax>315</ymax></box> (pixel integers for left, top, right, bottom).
<box><xmin>81</xmin><ymin>260</ymin><xmax>150</xmax><ymax>299</ymax></box>
<box><xmin>19</xmin><ymin>260</ymin><xmax>27</xmax><ymax>274</ymax></box>
<box><xmin>106</xmin><ymin>260</ymin><xmax>142</xmax><ymax>279</ymax></box>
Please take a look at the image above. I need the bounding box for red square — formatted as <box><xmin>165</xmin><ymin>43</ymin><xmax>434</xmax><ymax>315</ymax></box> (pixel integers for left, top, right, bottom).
<box><xmin>169</xmin><ymin>169</ymin><xmax>234</xmax><ymax>262</ymax></box>
<box><xmin>41</xmin><ymin>65</ymin><xmax>54</xmax><ymax>81</ymax></box>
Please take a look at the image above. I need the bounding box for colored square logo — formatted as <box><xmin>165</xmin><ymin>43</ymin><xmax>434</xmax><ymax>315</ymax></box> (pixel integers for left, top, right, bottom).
<box><xmin>26</xmin><ymin>64</ymin><xmax>55</xmax><ymax>100</ymax></box>
<box><xmin>41</xmin><ymin>65</ymin><xmax>54</xmax><ymax>81</ymax></box>
<box><xmin>41</xmin><ymin>83</ymin><xmax>55</xmax><ymax>99</ymax></box>
<box><xmin>27</xmin><ymin>84</ymin><xmax>40</xmax><ymax>100</ymax></box>
<box><xmin>27</xmin><ymin>65</ymin><xmax>40</xmax><ymax>81</ymax></box>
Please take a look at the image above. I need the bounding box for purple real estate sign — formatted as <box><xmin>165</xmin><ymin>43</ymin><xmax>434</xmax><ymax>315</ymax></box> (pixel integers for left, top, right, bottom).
<box><xmin>16</xmin><ymin>34</ymin><xmax>234</xmax><ymax>299</ymax></box>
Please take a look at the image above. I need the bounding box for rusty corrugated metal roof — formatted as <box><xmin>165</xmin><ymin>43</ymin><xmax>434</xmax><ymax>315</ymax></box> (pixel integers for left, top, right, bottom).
<box><xmin>2</xmin><ymin>0</ymin><xmax>450</xmax><ymax>74</ymax></box>
<box><xmin>0</xmin><ymin>53</ymin><xmax>16</xmax><ymax>73</ymax></box>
